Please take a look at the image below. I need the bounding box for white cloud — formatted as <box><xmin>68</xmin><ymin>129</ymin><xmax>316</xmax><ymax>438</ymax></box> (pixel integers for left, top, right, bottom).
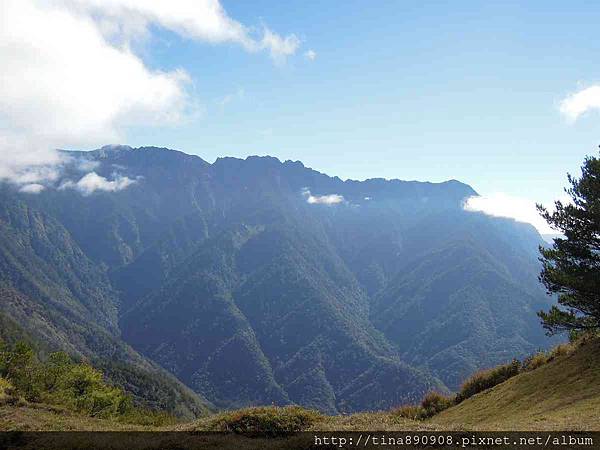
<box><xmin>0</xmin><ymin>0</ymin><xmax>299</xmax><ymax>190</ymax></box>
<box><xmin>217</xmin><ymin>87</ymin><xmax>245</xmax><ymax>110</ymax></box>
<box><xmin>463</xmin><ymin>193</ymin><xmax>558</xmax><ymax>234</ymax></box>
<box><xmin>304</xmin><ymin>49</ymin><xmax>317</xmax><ymax>61</ymax></box>
<box><xmin>19</xmin><ymin>183</ymin><xmax>46</xmax><ymax>194</ymax></box>
<box><xmin>302</xmin><ymin>188</ymin><xmax>345</xmax><ymax>205</ymax></box>
<box><xmin>60</xmin><ymin>172</ymin><xmax>137</xmax><ymax>195</ymax></box>
<box><xmin>560</xmin><ymin>85</ymin><xmax>600</xmax><ymax>121</ymax></box>
<box><xmin>61</xmin><ymin>0</ymin><xmax>300</xmax><ymax>61</ymax></box>
<box><xmin>259</xmin><ymin>28</ymin><xmax>301</xmax><ymax>64</ymax></box>
<box><xmin>76</xmin><ymin>158</ymin><xmax>101</xmax><ymax>172</ymax></box>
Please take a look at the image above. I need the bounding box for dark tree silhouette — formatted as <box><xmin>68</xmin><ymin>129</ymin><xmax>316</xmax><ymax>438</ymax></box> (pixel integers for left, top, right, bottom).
<box><xmin>537</xmin><ymin>151</ymin><xmax>600</xmax><ymax>335</ymax></box>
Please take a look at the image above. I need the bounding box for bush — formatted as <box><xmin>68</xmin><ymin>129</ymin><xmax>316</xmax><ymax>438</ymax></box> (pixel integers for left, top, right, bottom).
<box><xmin>0</xmin><ymin>341</ymin><xmax>42</xmax><ymax>402</ymax></box>
<box><xmin>547</xmin><ymin>343</ymin><xmax>574</xmax><ymax>361</ymax></box>
<box><xmin>44</xmin><ymin>362</ymin><xmax>130</xmax><ymax>418</ymax></box>
<box><xmin>208</xmin><ymin>406</ymin><xmax>322</xmax><ymax>436</ymax></box>
<box><xmin>392</xmin><ymin>391</ymin><xmax>454</xmax><ymax>421</ymax></box>
<box><xmin>0</xmin><ymin>341</ymin><xmax>162</xmax><ymax>422</ymax></box>
<box><xmin>391</xmin><ymin>404</ymin><xmax>427</xmax><ymax>420</ymax></box>
<box><xmin>522</xmin><ymin>351</ymin><xmax>549</xmax><ymax>371</ymax></box>
<box><xmin>43</xmin><ymin>352</ymin><xmax>72</xmax><ymax>392</ymax></box>
<box><xmin>0</xmin><ymin>376</ymin><xmax>11</xmax><ymax>397</ymax></box>
<box><xmin>0</xmin><ymin>376</ymin><xmax>17</xmax><ymax>406</ymax></box>
<box><xmin>420</xmin><ymin>391</ymin><xmax>454</xmax><ymax>417</ymax></box>
<box><xmin>456</xmin><ymin>359</ymin><xmax>521</xmax><ymax>403</ymax></box>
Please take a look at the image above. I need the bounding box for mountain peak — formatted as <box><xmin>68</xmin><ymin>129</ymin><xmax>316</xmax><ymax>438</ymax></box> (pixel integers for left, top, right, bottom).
<box><xmin>94</xmin><ymin>144</ymin><xmax>133</xmax><ymax>156</ymax></box>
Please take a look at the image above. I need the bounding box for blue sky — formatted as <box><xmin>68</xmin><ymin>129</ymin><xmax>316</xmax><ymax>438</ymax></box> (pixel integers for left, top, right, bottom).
<box><xmin>2</xmin><ymin>1</ymin><xmax>600</xmax><ymax>233</ymax></box>
<box><xmin>129</xmin><ymin>2</ymin><xmax>599</xmax><ymax>209</ymax></box>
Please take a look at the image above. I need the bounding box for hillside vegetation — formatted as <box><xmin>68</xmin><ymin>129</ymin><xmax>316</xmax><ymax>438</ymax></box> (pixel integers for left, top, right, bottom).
<box><xmin>430</xmin><ymin>336</ymin><xmax>600</xmax><ymax>430</ymax></box>
<box><xmin>3</xmin><ymin>338</ymin><xmax>597</xmax><ymax>432</ymax></box>
<box><xmin>0</xmin><ymin>340</ymin><xmax>178</xmax><ymax>430</ymax></box>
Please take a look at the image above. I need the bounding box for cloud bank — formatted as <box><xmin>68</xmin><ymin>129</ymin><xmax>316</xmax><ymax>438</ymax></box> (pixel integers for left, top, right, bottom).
<box><xmin>0</xmin><ymin>0</ymin><xmax>300</xmax><ymax>192</ymax></box>
<box><xmin>463</xmin><ymin>193</ymin><xmax>555</xmax><ymax>234</ymax></box>
<box><xmin>560</xmin><ymin>85</ymin><xmax>600</xmax><ymax>121</ymax></box>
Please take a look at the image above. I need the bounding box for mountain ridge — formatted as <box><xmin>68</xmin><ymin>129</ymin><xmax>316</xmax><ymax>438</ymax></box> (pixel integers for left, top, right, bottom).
<box><xmin>1</xmin><ymin>145</ymin><xmax>554</xmax><ymax>414</ymax></box>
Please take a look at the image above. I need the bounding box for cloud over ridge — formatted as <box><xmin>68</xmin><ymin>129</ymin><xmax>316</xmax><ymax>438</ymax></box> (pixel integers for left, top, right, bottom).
<box><xmin>463</xmin><ymin>193</ymin><xmax>555</xmax><ymax>234</ymax></box>
<box><xmin>59</xmin><ymin>172</ymin><xmax>138</xmax><ymax>195</ymax></box>
<box><xmin>302</xmin><ymin>188</ymin><xmax>345</xmax><ymax>205</ymax></box>
<box><xmin>0</xmin><ymin>0</ymin><xmax>300</xmax><ymax>191</ymax></box>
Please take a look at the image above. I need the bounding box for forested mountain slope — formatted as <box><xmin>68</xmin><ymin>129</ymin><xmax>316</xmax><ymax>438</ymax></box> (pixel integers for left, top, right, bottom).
<box><xmin>0</xmin><ymin>145</ymin><xmax>555</xmax><ymax>413</ymax></box>
<box><xmin>0</xmin><ymin>188</ymin><xmax>211</xmax><ymax>418</ymax></box>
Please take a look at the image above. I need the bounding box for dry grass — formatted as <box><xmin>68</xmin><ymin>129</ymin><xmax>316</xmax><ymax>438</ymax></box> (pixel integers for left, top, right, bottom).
<box><xmin>390</xmin><ymin>391</ymin><xmax>455</xmax><ymax>421</ymax></box>
<box><xmin>309</xmin><ymin>411</ymin><xmax>437</xmax><ymax>431</ymax></box>
<box><xmin>456</xmin><ymin>359</ymin><xmax>521</xmax><ymax>403</ymax></box>
<box><xmin>430</xmin><ymin>337</ymin><xmax>600</xmax><ymax>430</ymax></box>
<box><xmin>522</xmin><ymin>351</ymin><xmax>549</xmax><ymax>371</ymax></box>
<box><xmin>181</xmin><ymin>406</ymin><xmax>322</xmax><ymax>436</ymax></box>
<box><xmin>0</xmin><ymin>402</ymin><xmax>151</xmax><ymax>431</ymax></box>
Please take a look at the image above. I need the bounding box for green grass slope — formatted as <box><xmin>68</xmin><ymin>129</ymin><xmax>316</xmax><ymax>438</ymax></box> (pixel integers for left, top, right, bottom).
<box><xmin>430</xmin><ymin>338</ymin><xmax>600</xmax><ymax>430</ymax></box>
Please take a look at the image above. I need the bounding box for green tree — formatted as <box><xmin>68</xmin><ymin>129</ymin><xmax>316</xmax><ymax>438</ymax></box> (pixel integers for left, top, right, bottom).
<box><xmin>537</xmin><ymin>151</ymin><xmax>600</xmax><ymax>335</ymax></box>
<box><xmin>58</xmin><ymin>363</ymin><xmax>129</xmax><ymax>417</ymax></box>
<box><xmin>43</xmin><ymin>352</ymin><xmax>72</xmax><ymax>392</ymax></box>
<box><xmin>0</xmin><ymin>341</ymin><xmax>42</xmax><ymax>401</ymax></box>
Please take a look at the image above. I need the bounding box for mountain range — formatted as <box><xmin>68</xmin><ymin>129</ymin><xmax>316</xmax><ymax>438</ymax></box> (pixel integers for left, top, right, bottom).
<box><xmin>0</xmin><ymin>145</ymin><xmax>556</xmax><ymax>415</ymax></box>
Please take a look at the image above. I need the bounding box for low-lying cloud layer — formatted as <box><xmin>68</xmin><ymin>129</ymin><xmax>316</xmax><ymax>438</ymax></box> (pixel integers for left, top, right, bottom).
<box><xmin>59</xmin><ymin>172</ymin><xmax>137</xmax><ymax>196</ymax></box>
<box><xmin>0</xmin><ymin>0</ymin><xmax>300</xmax><ymax>193</ymax></box>
<box><xmin>302</xmin><ymin>189</ymin><xmax>345</xmax><ymax>205</ymax></box>
<box><xmin>463</xmin><ymin>193</ymin><xmax>556</xmax><ymax>234</ymax></box>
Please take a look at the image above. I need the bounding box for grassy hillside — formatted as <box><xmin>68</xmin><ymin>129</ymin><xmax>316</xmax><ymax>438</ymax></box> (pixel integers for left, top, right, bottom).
<box><xmin>0</xmin><ymin>402</ymin><xmax>146</xmax><ymax>432</ymax></box>
<box><xmin>430</xmin><ymin>337</ymin><xmax>600</xmax><ymax>431</ymax></box>
<box><xmin>1</xmin><ymin>338</ymin><xmax>599</xmax><ymax>432</ymax></box>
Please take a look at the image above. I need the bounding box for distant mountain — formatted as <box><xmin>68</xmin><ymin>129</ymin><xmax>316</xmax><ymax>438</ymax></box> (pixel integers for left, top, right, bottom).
<box><xmin>0</xmin><ymin>187</ymin><xmax>211</xmax><ymax>418</ymax></box>
<box><xmin>0</xmin><ymin>145</ymin><xmax>556</xmax><ymax>414</ymax></box>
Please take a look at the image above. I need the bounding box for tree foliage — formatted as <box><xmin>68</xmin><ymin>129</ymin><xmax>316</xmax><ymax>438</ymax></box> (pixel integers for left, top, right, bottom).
<box><xmin>537</xmin><ymin>152</ymin><xmax>600</xmax><ymax>334</ymax></box>
<box><xmin>0</xmin><ymin>341</ymin><xmax>129</xmax><ymax>418</ymax></box>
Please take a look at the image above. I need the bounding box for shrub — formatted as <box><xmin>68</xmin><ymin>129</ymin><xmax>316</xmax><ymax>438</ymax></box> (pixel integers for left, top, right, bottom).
<box><xmin>391</xmin><ymin>404</ymin><xmax>427</xmax><ymax>420</ymax></box>
<box><xmin>74</xmin><ymin>386</ymin><xmax>122</xmax><ymax>417</ymax></box>
<box><xmin>420</xmin><ymin>391</ymin><xmax>454</xmax><ymax>417</ymax></box>
<box><xmin>456</xmin><ymin>359</ymin><xmax>521</xmax><ymax>403</ymax></box>
<box><xmin>43</xmin><ymin>352</ymin><xmax>72</xmax><ymax>392</ymax></box>
<box><xmin>0</xmin><ymin>376</ymin><xmax>11</xmax><ymax>397</ymax></box>
<box><xmin>0</xmin><ymin>376</ymin><xmax>17</xmax><ymax>406</ymax></box>
<box><xmin>391</xmin><ymin>392</ymin><xmax>454</xmax><ymax>421</ymax></box>
<box><xmin>0</xmin><ymin>343</ymin><xmax>129</xmax><ymax>416</ymax></box>
<box><xmin>208</xmin><ymin>406</ymin><xmax>322</xmax><ymax>436</ymax></box>
<box><xmin>0</xmin><ymin>341</ymin><xmax>176</xmax><ymax>423</ymax></box>
<box><xmin>522</xmin><ymin>351</ymin><xmax>548</xmax><ymax>371</ymax></box>
<box><xmin>55</xmin><ymin>363</ymin><xmax>129</xmax><ymax>418</ymax></box>
<box><xmin>547</xmin><ymin>343</ymin><xmax>574</xmax><ymax>361</ymax></box>
<box><xmin>0</xmin><ymin>341</ymin><xmax>42</xmax><ymax>402</ymax></box>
